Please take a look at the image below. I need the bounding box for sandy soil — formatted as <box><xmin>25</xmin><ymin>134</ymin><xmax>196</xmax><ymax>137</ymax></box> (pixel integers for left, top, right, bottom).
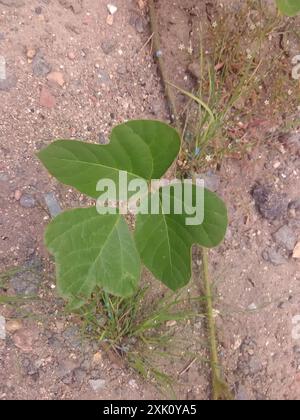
<box><xmin>0</xmin><ymin>0</ymin><xmax>300</xmax><ymax>400</ymax></box>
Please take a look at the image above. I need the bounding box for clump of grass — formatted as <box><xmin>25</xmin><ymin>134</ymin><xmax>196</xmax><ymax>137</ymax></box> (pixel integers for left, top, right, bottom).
<box><xmin>73</xmin><ymin>286</ymin><xmax>204</xmax><ymax>396</ymax></box>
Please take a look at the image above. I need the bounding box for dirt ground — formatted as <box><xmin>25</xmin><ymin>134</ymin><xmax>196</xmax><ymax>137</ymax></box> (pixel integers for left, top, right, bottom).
<box><xmin>0</xmin><ymin>0</ymin><xmax>300</xmax><ymax>400</ymax></box>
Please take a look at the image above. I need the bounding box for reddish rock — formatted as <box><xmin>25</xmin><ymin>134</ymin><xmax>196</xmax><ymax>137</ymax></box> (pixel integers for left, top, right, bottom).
<box><xmin>14</xmin><ymin>190</ymin><xmax>22</xmax><ymax>201</ymax></box>
<box><xmin>67</xmin><ymin>51</ymin><xmax>76</xmax><ymax>60</ymax></box>
<box><xmin>47</xmin><ymin>71</ymin><xmax>65</xmax><ymax>87</ymax></box>
<box><xmin>39</xmin><ymin>86</ymin><xmax>56</xmax><ymax>108</ymax></box>
<box><xmin>13</xmin><ymin>329</ymin><xmax>35</xmax><ymax>353</ymax></box>
<box><xmin>106</xmin><ymin>15</ymin><xmax>114</xmax><ymax>26</ymax></box>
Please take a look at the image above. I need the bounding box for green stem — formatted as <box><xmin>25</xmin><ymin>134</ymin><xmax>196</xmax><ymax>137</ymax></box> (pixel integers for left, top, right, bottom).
<box><xmin>202</xmin><ymin>247</ymin><xmax>233</xmax><ymax>400</ymax></box>
<box><xmin>202</xmin><ymin>247</ymin><xmax>221</xmax><ymax>398</ymax></box>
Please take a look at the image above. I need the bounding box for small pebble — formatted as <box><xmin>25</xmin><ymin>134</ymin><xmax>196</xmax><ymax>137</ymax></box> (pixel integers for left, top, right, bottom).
<box><xmin>0</xmin><ymin>316</ymin><xmax>6</xmax><ymax>340</ymax></box>
<box><xmin>44</xmin><ymin>192</ymin><xmax>62</xmax><ymax>218</ymax></box>
<box><xmin>128</xmin><ymin>379</ymin><xmax>138</xmax><ymax>389</ymax></box>
<box><xmin>32</xmin><ymin>54</ymin><xmax>52</xmax><ymax>77</ymax></box>
<box><xmin>20</xmin><ymin>194</ymin><xmax>36</xmax><ymax>209</ymax></box>
<box><xmin>273</xmin><ymin>225</ymin><xmax>297</xmax><ymax>252</ymax></box>
<box><xmin>293</xmin><ymin>242</ymin><xmax>300</xmax><ymax>259</ymax></box>
<box><xmin>89</xmin><ymin>379</ymin><xmax>106</xmax><ymax>392</ymax></box>
<box><xmin>68</xmin><ymin>51</ymin><xmax>76</xmax><ymax>60</ymax></box>
<box><xmin>107</xmin><ymin>4</ymin><xmax>117</xmax><ymax>15</ymax></box>
<box><xmin>0</xmin><ymin>56</ymin><xmax>6</xmax><ymax>80</ymax></box>
<box><xmin>135</xmin><ymin>16</ymin><xmax>145</xmax><ymax>33</ymax></box>
<box><xmin>262</xmin><ymin>247</ymin><xmax>287</xmax><ymax>266</ymax></box>
<box><xmin>106</xmin><ymin>14</ymin><xmax>114</xmax><ymax>25</ymax></box>
<box><xmin>14</xmin><ymin>190</ymin><xmax>22</xmax><ymax>201</ymax></box>
<box><xmin>6</xmin><ymin>319</ymin><xmax>22</xmax><ymax>333</ymax></box>
<box><xmin>101</xmin><ymin>39</ymin><xmax>116</xmax><ymax>55</ymax></box>
<box><xmin>92</xmin><ymin>352</ymin><xmax>102</xmax><ymax>365</ymax></box>
<box><xmin>26</xmin><ymin>47</ymin><xmax>37</xmax><ymax>60</ymax></box>
<box><xmin>47</xmin><ymin>71</ymin><xmax>65</xmax><ymax>87</ymax></box>
<box><xmin>98</xmin><ymin>132</ymin><xmax>108</xmax><ymax>144</ymax></box>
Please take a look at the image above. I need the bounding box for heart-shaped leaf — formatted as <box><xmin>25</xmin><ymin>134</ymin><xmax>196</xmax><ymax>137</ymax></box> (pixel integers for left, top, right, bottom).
<box><xmin>38</xmin><ymin>120</ymin><xmax>180</xmax><ymax>198</ymax></box>
<box><xmin>276</xmin><ymin>0</ymin><xmax>300</xmax><ymax>16</ymax></box>
<box><xmin>45</xmin><ymin>207</ymin><xmax>141</xmax><ymax>307</ymax></box>
<box><xmin>134</xmin><ymin>186</ymin><xmax>227</xmax><ymax>291</ymax></box>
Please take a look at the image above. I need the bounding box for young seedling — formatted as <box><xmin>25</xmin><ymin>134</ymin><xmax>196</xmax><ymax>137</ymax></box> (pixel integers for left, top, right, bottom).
<box><xmin>37</xmin><ymin>119</ymin><xmax>228</xmax><ymax>398</ymax></box>
<box><xmin>38</xmin><ymin>120</ymin><xmax>228</xmax><ymax>309</ymax></box>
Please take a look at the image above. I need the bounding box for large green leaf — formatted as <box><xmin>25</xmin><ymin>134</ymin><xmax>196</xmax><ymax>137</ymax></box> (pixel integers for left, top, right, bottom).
<box><xmin>276</xmin><ymin>0</ymin><xmax>300</xmax><ymax>16</ymax></box>
<box><xmin>134</xmin><ymin>186</ymin><xmax>228</xmax><ymax>291</ymax></box>
<box><xmin>45</xmin><ymin>207</ymin><xmax>141</xmax><ymax>306</ymax></box>
<box><xmin>38</xmin><ymin>120</ymin><xmax>180</xmax><ymax>198</ymax></box>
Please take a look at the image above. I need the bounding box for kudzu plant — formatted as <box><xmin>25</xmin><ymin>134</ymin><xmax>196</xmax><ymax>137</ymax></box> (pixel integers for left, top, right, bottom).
<box><xmin>38</xmin><ymin>120</ymin><xmax>228</xmax><ymax>308</ymax></box>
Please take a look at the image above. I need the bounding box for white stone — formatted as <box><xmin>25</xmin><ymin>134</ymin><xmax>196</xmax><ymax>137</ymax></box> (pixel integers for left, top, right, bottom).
<box><xmin>89</xmin><ymin>379</ymin><xmax>106</xmax><ymax>392</ymax></box>
<box><xmin>0</xmin><ymin>316</ymin><xmax>6</xmax><ymax>340</ymax></box>
<box><xmin>107</xmin><ymin>4</ymin><xmax>118</xmax><ymax>15</ymax></box>
<box><xmin>293</xmin><ymin>242</ymin><xmax>300</xmax><ymax>259</ymax></box>
<box><xmin>0</xmin><ymin>56</ymin><xmax>6</xmax><ymax>81</ymax></box>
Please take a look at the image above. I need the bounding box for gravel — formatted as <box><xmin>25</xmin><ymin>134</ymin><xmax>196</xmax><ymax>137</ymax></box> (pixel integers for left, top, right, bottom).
<box><xmin>10</xmin><ymin>270</ymin><xmax>41</xmax><ymax>295</ymax></box>
<box><xmin>273</xmin><ymin>225</ymin><xmax>298</xmax><ymax>252</ymax></box>
<box><xmin>134</xmin><ymin>16</ymin><xmax>146</xmax><ymax>33</ymax></box>
<box><xmin>20</xmin><ymin>194</ymin><xmax>36</xmax><ymax>209</ymax></box>
<box><xmin>21</xmin><ymin>358</ymin><xmax>39</xmax><ymax>379</ymax></box>
<box><xmin>262</xmin><ymin>247</ymin><xmax>287</xmax><ymax>266</ymax></box>
<box><xmin>101</xmin><ymin>39</ymin><xmax>117</xmax><ymax>55</ymax></box>
<box><xmin>98</xmin><ymin>132</ymin><xmax>108</xmax><ymax>144</ymax></box>
<box><xmin>89</xmin><ymin>379</ymin><xmax>106</xmax><ymax>392</ymax></box>
<box><xmin>251</xmin><ymin>183</ymin><xmax>288</xmax><ymax>221</ymax></box>
<box><xmin>9</xmin><ymin>257</ymin><xmax>43</xmax><ymax>295</ymax></box>
<box><xmin>62</xmin><ymin>326</ymin><xmax>82</xmax><ymax>348</ymax></box>
<box><xmin>44</xmin><ymin>192</ymin><xmax>62</xmax><ymax>218</ymax></box>
<box><xmin>32</xmin><ymin>53</ymin><xmax>52</xmax><ymax>77</ymax></box>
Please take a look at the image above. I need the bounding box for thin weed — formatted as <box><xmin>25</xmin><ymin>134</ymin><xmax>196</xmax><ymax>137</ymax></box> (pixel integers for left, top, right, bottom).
<box><xmin>175</xmin><ymin>1</ymin><xmax>300</xmax><ymax>173</ymax></box>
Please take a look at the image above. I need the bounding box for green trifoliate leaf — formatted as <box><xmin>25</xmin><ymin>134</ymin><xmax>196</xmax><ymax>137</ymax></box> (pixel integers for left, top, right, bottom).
<box><xmin>38</xmin><ymin>120</ymin><xmax>180</xmax><ymax>198</ymax></box>
<box><xmin>134</xmin><ymin>186</ymin><xmax>228</xmax><ymax>291</ymax></box>
<box><xmin>45</xmin><ymin>207</ymin><xmax>141</xmax><ymax>307</ymax></box>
